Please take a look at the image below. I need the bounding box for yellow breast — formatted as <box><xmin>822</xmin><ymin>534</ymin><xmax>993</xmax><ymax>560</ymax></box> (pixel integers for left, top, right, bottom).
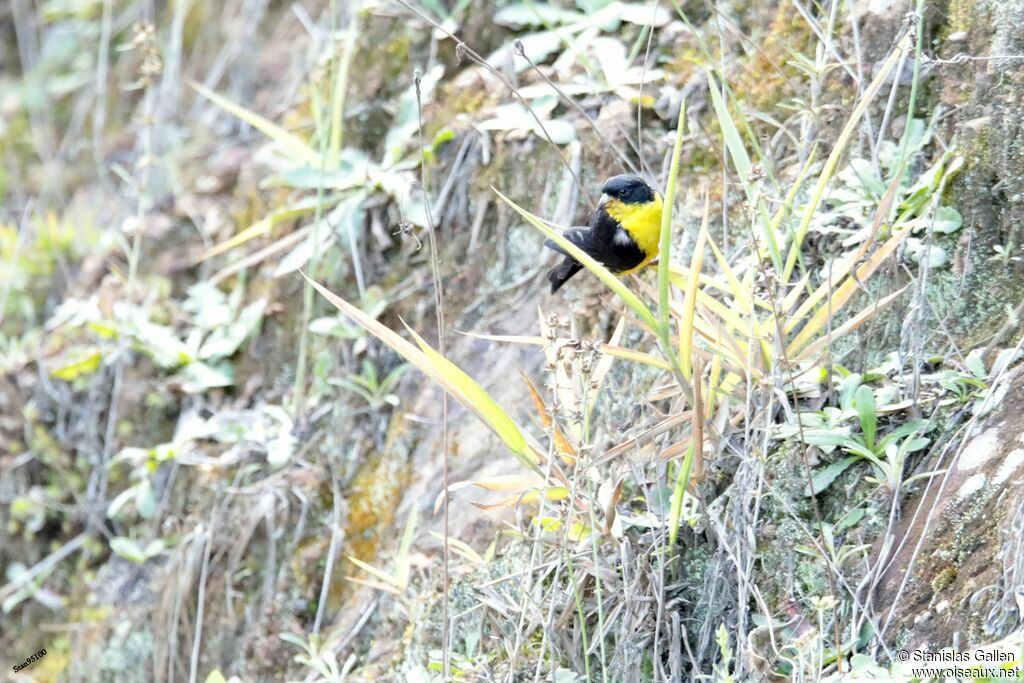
<box><xmin>605</xmin><ymin>193</ymin><xmax>664</xmax><ymax>273</ymax></box>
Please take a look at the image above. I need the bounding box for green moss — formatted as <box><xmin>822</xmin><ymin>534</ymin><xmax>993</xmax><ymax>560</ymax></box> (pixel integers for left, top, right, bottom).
<box><xmin>733</xmin><ymin>4</ymin><xmax>814</xmax><ymax>113</ymax></box>
<box><xmin>945</xmin><ymin>0</ymin><xmax>980</xmax><ymax>34</ymax></box>
<box><xmin>930</xmin><ymin>564</ymin><xmax>958</xmax><ymax>593</ymax></box>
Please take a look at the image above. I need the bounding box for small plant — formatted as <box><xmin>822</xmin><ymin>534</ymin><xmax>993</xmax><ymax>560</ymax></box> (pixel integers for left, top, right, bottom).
<box><xmin>346</xmin><ymin>506</ymin><xmax>418</xmax><ymax>596</ymax></box>
<box><xmin>330</xmin><ymin>359</ymin><xmax>409</xmax><ymax>409</ymax></box>
<box><xmin>279</xmin><ymin>629</ymin><xmax>354</xmax><ymax>682</ymax></box>
<box><xmin>781</xmin><ymin>374</ymin><xmax>932</xmax><ymax>495</ymax></box>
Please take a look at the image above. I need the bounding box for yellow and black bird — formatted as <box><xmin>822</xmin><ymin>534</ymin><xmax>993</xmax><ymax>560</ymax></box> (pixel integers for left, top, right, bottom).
<box><xmin>545</xmin><ymin>174</ymin><xmax>663</xmax><ymax>293</ymax></box>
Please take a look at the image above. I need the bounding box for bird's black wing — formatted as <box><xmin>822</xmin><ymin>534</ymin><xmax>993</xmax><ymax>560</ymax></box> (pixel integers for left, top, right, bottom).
<box><xmin>582</xmin><ymin>208</ymin><xmax>646</xmax><ymax>273</ymax></box>
<box><xmin>543</xmin><ymin>218</ymin><xmax>644</xmax><ymax>273</ymax></box>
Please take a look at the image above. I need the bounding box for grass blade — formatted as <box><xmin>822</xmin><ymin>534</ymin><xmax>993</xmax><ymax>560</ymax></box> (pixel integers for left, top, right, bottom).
<box><xmin>678</xmin><ymin>197</ymin><xmax>709</xmax><ymax>379</ymax></box>
<box><xmin>707</xmin><ymin>75</ymin><xmax>781</xmax><ymax>272</ymax></box>
<box><xmin>301</xmin><ymin>272</ymin><xmax>540</xmax><ymax>473</ymax></box>
<box><xmin>189</xmin><ymin>80</ymin><xmax>320</xmax><ymax>167</ymax></box>
<box><xmin>660</xmin><ymin>99</ymin><xmax>687</xmax><ymax>334</ymax></box>
<box><xmin>197</xmin><ymin>199</ymin><xmax>327</xmax><ymax>263</ymax></box>
<box><xmin>795</xmin><ymin>286</ymin><xmax>909</xmax><ymax>361</ymax></box>
<box><xmin>786</xmin><ymin>225</ymin><xmax>913</xmax><ymax>355</ymax></box>
<box><xmin>667</xmin><ymin>442</ymin><xmax>697</xmax><ymax>546</ymax></box>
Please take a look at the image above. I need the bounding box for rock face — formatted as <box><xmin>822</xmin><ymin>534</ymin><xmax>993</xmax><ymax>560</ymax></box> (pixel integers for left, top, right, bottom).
<box><xmin>929</xmin><ymin>0</ymin><xmax>1024</xmax><ymax>344</ymax></box>
<box><xmin>876</xmin><ymin>366</ymin><xmax>1024</xmax><ymax>649</ymax></box>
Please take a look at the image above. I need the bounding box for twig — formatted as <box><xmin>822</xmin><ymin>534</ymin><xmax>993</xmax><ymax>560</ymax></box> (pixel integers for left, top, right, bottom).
<box><xmin>0</xmin><ymin>533</ymin><xmax>87</xmax><ymax>603</ymax></box>
<box><xmin>414</xmin><ymin>68</ymin><xmax>451</xmax><ymax>680</ymax></box>
<box><xmin>312</xmin><ymin>451</ymin><xmax>344</xmax><ymax>636</ymax></box>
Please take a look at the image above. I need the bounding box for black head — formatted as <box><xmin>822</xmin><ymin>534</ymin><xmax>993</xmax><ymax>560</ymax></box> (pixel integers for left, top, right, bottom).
<box><xmin>601</xmin><ymin>174</ymin><xmax>656</xmax><ymax>205</ymax></box>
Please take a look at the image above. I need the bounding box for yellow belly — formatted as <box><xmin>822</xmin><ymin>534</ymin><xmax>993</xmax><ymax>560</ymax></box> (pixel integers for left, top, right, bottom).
<box><xmin>605</xmin><ymin>194</ymin><xmax>664</xmax><ymax>275</ymax></box>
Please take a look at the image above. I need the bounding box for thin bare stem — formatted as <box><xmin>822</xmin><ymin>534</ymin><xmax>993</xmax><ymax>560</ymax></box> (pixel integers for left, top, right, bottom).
<box><xmin>414</xmin><ymin>68</ymin><xmax>450</xmax><ymax>680</ymax></box>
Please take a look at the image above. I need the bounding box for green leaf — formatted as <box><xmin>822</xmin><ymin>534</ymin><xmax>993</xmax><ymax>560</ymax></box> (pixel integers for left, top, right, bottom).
<box><xmin>807</xmin><ymin>456</ymin><xmax>859</xmax><ymax>496</ymax></box>
<box><xmin>835</xmin><ymin>374</ymin><xmax>860</xmax><ymax>411</ymax></box>
<box><xmin>800</xmin><ymin>428</ymin><xmax>854</xmax><ymax>448</ymax></box>
<box><xmin>109</xmin><ymin>537</ymin><xmax>158</xmax><ymax>564</ymax></box>
<box><xmin>128</xmin><ymin>318</ymin><xmax>192</xmax><ymax>369</ymax></box>
<box><xmin>177</xmin><ymin>361</ymin><xmax>234</xmax><ymax>394</ymax></box>
<box><xmin>877</xmin><ymin>419</ymin><xmax>926</xmax><ymax>449</ymax></box>
<box><xmin>854</xmin><ymin>385</ymin><xmax>876</xmax><ymax>451</ymax></box>
<box><xmin>199</xmin><ymin>299</ymin><xmax>267</xmax><ymax>360</ymax></box>
<box><xmin>106</xmin><ymin>486</ymin><xmax>137</xmax><ymax>519</ymax></box>
<box><xmin>660</xmin><ymin>99</ymin><xmax>686</xmax><ymax>336</ymax></box>
<box><xmin>834</xmin><ymin>507</ymin><xmax>866</xmax><ymax>534</ymax></box>
<box><xmin>50</xmin><ymin>349</ymin><xmax>102</xmax><ymax>381</ymax></box>
<box><xmin>965</xmin><ymin>349</ymin><xmax>987</xmax><ymax>379</ymax></box>
<box><xmin>933</xmin><ymin>205</ymin><xmax>963</xmax><ymax>233</ymax></box>
<box><xmin>135</xmin><ymin>478</ymin><xmax>157</xmax><ymax>520</ymax></box>
<box><xmin>668</xmin><ymin>443</ymin><xmax>697</xmax><ymax>546</ymax></box>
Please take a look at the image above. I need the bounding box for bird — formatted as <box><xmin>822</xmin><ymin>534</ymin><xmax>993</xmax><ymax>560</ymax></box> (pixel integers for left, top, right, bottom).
<box><xmin>544</xmin><ymin>174</ymin><xmax>663</xmax><ymax>294</ymax></box>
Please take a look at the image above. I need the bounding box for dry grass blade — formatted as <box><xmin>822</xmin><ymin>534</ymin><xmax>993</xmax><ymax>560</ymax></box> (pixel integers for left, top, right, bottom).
<box><xmin>786</xmin><ymin>224</ymin><xmax>913</xmax><ymax>355</ymax></box>
<box><xmin>470</xmin><ymin>474</ymin><xmax>547</xmax><ymax>492</ymax></box>
<box><xmin>590</xmin><ymin>412</ymin><xmax>693</xmax><ymax>467</ymax></box>
<box><xmin>405</xmin><ymin>323</ymin><xmax>535</xmax><ymax>468</ymax></box>
<box><xmin>520</xmin><ymin>369</ymin><xmax>554</xmax><ymax>428</ymax></box>
<box><xmin>301</xmin><ymin>272</ymin><xmax>541</xmax><ymax>473</ymax></box>
<box><xmin>784</xmin><ymin>165</ymin><xmax>906</xmax><ymax>332</ymax></box>
<box><xmin>588</xmin><ymin>316</ymin><xmax>627</xmax><ymax>405</ymax></box>
<box><xmin>471</xmin><ymin>487</ymin><xmax>570</xmax><ymax>511</ymax></box>
<box><xmin>795</xmin><ymin>286</ymin><xmax>910</xmax><ymax>361</ymax></box>
<box><xmin>188</xmin><ymin>80</ymin><xmax>320</xmax><ymax>166</ymax></box>
<box><xmin>198</xmin><ymin>201</ymin><xmax>324</xmax><ymax>263</ymax></box>
<box><xmin>599</xmin><ymin>344</ymin><xmax>673</xmax><ymax>371</ymax></box>
<box><xmin>459</xmin><ymin>331</ymin><xmax>546</xmax><ymax>346</ymax></box>
<box><xmin>428</xmin><ymin>532</ymin><xmax>485</xmax><ymax>565</ymax></box>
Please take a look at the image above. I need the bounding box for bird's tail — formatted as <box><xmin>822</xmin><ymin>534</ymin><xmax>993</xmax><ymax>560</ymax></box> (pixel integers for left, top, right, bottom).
<box><xmin>547</xmin><ymin>257</ymin><xmax>583</xmax><ymax>294</ymax></box>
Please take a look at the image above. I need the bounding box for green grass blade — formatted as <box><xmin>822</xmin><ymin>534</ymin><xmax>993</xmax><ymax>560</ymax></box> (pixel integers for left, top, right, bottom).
<box><xmin>394</xmin><ymin>506</ymin><xmax>417</xmax><ymax>589</ymax></box>
<box><xmin>707</xmin><ymin>75</ymin><xmax>782</xmax><ymax>272</ymax></box>
<box><xmin>660</xmin><ymin>100</ymin><xmax>687</xmax><ymax>336</ymax></box>
<box><xmin>855</xmin><ymin>385</ymin><xmax>876</xmax><ymax>452</ymax></box>
<box><xmin>328</xmin><ymin>7</ymin><xmax>360</xmax><ymax>166</ymax></box>
<box><xmin>668</xmin><ymin>442</ymin><xmax>696</xmax><ymax>546</ymax></box>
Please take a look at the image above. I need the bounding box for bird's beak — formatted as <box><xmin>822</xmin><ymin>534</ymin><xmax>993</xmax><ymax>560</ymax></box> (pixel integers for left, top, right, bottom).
<box><xmin>599</xmin><ymin>193</ymin><xmax>612</xmax><ymax>207</ymax></box>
